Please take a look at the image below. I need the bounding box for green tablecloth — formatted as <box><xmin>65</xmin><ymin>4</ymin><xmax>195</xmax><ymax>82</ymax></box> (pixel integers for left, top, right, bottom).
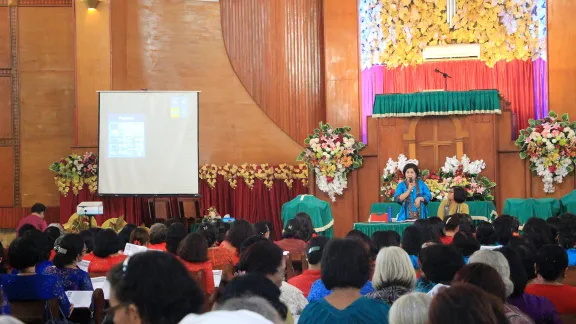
<box><xmin>372</xmin><ymin>90</ymin><xmax>501</xmax><ymax>117</ymax></box>
<box><xmin>354</xmin><ymin>222</ymin><xmax>413</xmax><ymax>238</ymax></box>
<box><xmin>281</xmin><ymin>195</ymin><xmax>334</xmax><ymax>237</ymax></box>
<box><xmin>503</xmin><ymin>198</ymin><xmax>561</xmax><ymax>224</ymax></box>
<box><xmin>369</xmin><ymin>201</ymin><xmax>497</xmax><ymax>222</ymax></box>
<box><xmin>561</xmin><ymin>190</ymin><xmax>576</xmax><ymax>214</ymax></box>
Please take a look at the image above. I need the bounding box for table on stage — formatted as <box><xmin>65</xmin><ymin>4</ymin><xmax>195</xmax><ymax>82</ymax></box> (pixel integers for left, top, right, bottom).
<box><xmin>369</xmin><ymin>201</ymin><xmax>497</xmax><ymax>222</ymax></box>
<box><xmin>353</xmin><ymin>222</ymin><xmax>414</xmax><ymax>238</ymax></box>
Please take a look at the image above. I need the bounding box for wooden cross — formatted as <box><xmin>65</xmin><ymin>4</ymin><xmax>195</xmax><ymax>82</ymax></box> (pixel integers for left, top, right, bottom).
<box><xmin>418</xmin><ymin>122</ymin><xmax>455</xmax><ymax>171</ymax></box>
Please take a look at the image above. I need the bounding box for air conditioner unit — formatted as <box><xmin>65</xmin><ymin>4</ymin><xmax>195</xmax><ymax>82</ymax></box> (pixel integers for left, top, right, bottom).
<box><xmin>423</xmin><ymin>43</ymin><xmax>481</xmax><ymax>61</ymax></box>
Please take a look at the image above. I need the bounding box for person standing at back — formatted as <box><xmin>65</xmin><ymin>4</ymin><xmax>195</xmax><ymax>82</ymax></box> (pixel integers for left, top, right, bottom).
<box><xmin>16</xmin><ymin>203</ymin><xmax>47</xmax><ymax>233</ymax></box>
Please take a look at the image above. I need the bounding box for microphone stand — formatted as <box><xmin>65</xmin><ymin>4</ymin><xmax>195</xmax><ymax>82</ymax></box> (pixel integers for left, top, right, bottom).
<box><xmin>435</xmin><ymin>69</ymin><xmax>452</xmax><ymax>91</ymax></box>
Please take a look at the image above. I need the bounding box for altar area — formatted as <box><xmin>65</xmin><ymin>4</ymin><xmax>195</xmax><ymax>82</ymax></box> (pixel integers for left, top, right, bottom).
<box><xmin>321</xmin><ymin>90</ymin><xmax>576</xmax><ymax>237</ymax></box>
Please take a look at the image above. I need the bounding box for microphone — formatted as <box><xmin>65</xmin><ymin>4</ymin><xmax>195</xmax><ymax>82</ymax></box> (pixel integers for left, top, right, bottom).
<box><xmin>434</xmin><ymin>68</ymin><xmax>452</xmax><ymax>78</ymax></box>
<box><xmin>408</xmin><ymin>178</ymin><xmax>414</xmax><ymax>184</ymax></box>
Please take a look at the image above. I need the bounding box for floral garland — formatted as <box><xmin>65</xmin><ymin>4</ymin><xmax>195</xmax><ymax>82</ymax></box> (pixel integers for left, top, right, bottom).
<box><xmin>360</xmin><ymin>0</ymin><xmax>547</xmax><ymax>69</ymax></box>
<box><xmin>49</xmin><ymin>152</ymin><xmax>98</xmax><ymax>197</ymax></box>
<box><xmin>298</xmin><ymin>123</ymin><xmax>365</xmax><ymax>201</ymax></box>
<box><xmin>199</xmin><ymin>163</ymin><xmax>308</xmax><ymax>190</ymax></box>
<box><xmin>381</xmin><ymin>154</ymin><xmax>496</xmax><ymax>201</ymax></box>
<box><xmin>515</xmin><ymin>111</ymin><xmax>576</xmax><ymax>193</ymax></box>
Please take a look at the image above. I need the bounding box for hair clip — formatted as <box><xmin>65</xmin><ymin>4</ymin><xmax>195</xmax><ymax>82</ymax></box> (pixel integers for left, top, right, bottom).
<box><xmin>55</xmin><ymin>246</ymin><xmax>67</xmax><ymax>254</ymax></box>
<box><xmin>308</xmin><ymin>246</ymin><xmax>321</xmax><ymax>254</ymax></box>
<box><xmin>122</xmin><ymin>256</ymin><xmax>130</xmax><ymax>276</ymax></box>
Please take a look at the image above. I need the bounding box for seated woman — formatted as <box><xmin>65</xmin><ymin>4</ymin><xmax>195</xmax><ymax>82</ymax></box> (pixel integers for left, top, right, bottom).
<box><xmin>525</xmin><ymin>245</ymin><xmax>576</xmax><ymax>314</ymax></box>
<box><xmin>366</xmin><ymin>246</ymin><xmax>416</xmax><ymax>305</ymax></box>
<box><xmin>219</xmin><ymin>220</ymin><xmax>254</xmax><ymax>264</ymax></box>
<box><xmin>415</xmin><ymin>244</ymin><xmax>464</xmax><ymax>293</ymax></box>
<box><xmin>147</xmin><ymin>223</ymin><xmax>168</xmax><ymax>251</ymax></box>
<box><xmin>453</xmin><ymin>263</ymin><xmax>534</xmax><ymax>323</ymax></box>
<box><xmin>253</xmin><ymin>222</ymin><xmax>271</xmax><ymax>239</ymax></box>
<box><xmin>117</xmin><ymin>224</ymin><xmax>137</xmax><ymax>249</ymax></box>
<box><xmin>12</xmin><ymin>230</ymin><xmax>53</xmax><ymax>275</ymax></box>
<box><xmin>44</xmin><ymin>226</ymin><xmax>61</xmax><ymax>261</ymax></box>
<box><xmin>177</xmin><ymin>233</ymin><xmax>215</xmax><ymax>295</ymax></box>
<box><xmin>44</xmin><ymin>234</ymin><xmax>93</xmax><ymax>291</ymax></box>
<box><xmin>394</xmin><ymin>163</ymin><xmax>432</xmax><ymax>221</ymax></box>
<box><xmin>275</xmin><ymin>219</ymin><xmax>307</xmax><ymax>255</ymax></box>
<box><xmin>401</xmin><ymin>226</ymin><xmax>424</xmax><ymax>269</ymax></box>
<box><xmin>1</xmin><ymin>236</ymin><xmax>72</xmax><ymax>317</ymax></box>
<box><xmin>437</xmin><ymin>186</ymin><xmax>469</xmax><ymax>220</ymax></box>
<box><xmin>236</xmin><ymin>240</ymin><xmax>308</xmax><ymax>318</ymax></box>
<box><xmin>451</xmin><ymin>232</ymin><xmax>480</xmax><ymax>264</ymax></box>
<box><xmin>389</xmin><ymin>293</ymin><xmax>431</xmax><ymax>324</ymax></box>
<box><xmin>499</xmin><ymin>247</ymin><xmax>560</xmax><ymax>324</ymax></box>
<box><xmin>197</xmin><ymin>223</ymin><xmax>236</xmax><ymax>268</ymax></box>
<box><xmin>166</xmin><ymin>223</ymin><xmax>188</xmax><ymax>255</ymax></box>
<box><xmin>107</xmin><ymin>251</ymin><xmax>205</xmax><ymax>324</ymax></box>
<box><xmin>493</xmin><ymin>215</ymin><xmax>519</xmax><ymax>246</ymax></box>
<box><xmin>83</xmin><ymin>229</ymin><xmax>126</xmax><ymax>273</ymax></box>
<box><xmin>288</xmin><ymin>236</ymin><xmax>329</xmax><ymax>298</ymax></box>
<box><xmin>476</xmin><ymin>221</ymin><xmax>497</xmax><ymax>246</ymax></box>
<box><xmin>299</xmin><ymin>239</ymin><xmax>390</xmax><ymax>324</ymax></box>
<box><xmin>129</xmin><ymin>227</ymin><xmax>150</xmax><ymax>247</ymax></box>
<box><xmin>429</xmin><ymin>284</ymin><xmax>508</xmax><ymax>324</ymax></box>
<box><xmin>295</xmin><ymin>213</ymin><xmax>317</xmax><ymax>242</ymax></box>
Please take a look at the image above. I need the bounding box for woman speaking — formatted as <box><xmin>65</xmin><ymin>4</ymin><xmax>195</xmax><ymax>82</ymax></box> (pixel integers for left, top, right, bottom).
<box><xmin>394</xmin><ymin>163</ymin><xmax>432</xmax><ymax>221</ymax></box>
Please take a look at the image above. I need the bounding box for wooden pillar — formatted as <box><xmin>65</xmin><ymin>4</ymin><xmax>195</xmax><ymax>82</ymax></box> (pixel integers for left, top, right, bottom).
<box><xmin>322</xmin><ymin>0</ymin><xmax>361</xmax><ymax>237</ymax></box>
<box><xmin>73</xmin><ymin>0</ymin><xmax>111</xmax><ymax>148</ymax></box>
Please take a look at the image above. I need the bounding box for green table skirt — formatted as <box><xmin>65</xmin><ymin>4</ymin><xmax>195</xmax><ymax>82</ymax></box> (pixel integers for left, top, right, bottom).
<box><xmin>503</xmin><ymin>198</ymin><xmax>561</xmax><ymax>224</ymax></box>
<box><xmin>373</xmin><ymin>90</ymin><xmax>501</xmax><ymax>117</ymax></box>
<box><xmin>354</xmin><ymin>222</ymin><xmax>414</xmax><ymax>238</ymax></box>
<box><xmin>369</xmin><ymin>201</ymin><xmax>496</xmax><ymax>222</ymax></box>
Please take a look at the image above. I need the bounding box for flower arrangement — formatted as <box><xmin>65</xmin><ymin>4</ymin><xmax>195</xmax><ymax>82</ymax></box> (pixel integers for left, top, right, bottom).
<box><xmin>202</xmin><ymin>207</ymin><xmax>221</xmax><ymax>223</ymax></box>
<box><xmin>298</xmin><ymin>123</ymin><xmax>365</xmax><ymax>201</ymax></box>
<box><xmin>381</xmin><ymin>154</ymin><xmax>496</xmax><ymax>201</ymax></box>
<box><xmin>49</xmin><ymin>152</ymin><xmax>98</xmax><ymax>196</ymax></box>
<box><xmin>199</xmin><ymin>164</ymin><xmax>308</xmax><ymax>190</ymax></box>
<box><xmin>360</xmin><ymin>0</ymin><xmax>547</xmax><ymax>69</ymax></box>
<box><xmin>515</xmin><ymin>111</ymin><xmax>576</xmax><ymax>193</ymax></box>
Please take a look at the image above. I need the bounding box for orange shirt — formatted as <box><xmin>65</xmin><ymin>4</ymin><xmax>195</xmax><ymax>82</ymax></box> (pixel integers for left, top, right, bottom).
<box><xmin>275</xmin><ymin>238</ymin><xmax>307</xmax><ymax>255</ymax></box>
<box><xmin>178</xmin><ymin>258</ymin><xmax>215</xmax><ymax>295</ymax></box>
<box><xmin>208</xmin><ymin>247</ymin><xmax>235</xmax><ymax>268</ymax></box>
<box><xmin>525</xmin><ymin>284</ymin><xmax>576</xmax><ymax>314</ymax></box>
<box><xmin>148</xmin><ymin>242</ymin><xmax>167</xmax><ymax>252</ymax></box>
<box><xmin>287</xmin><ymin>269</ymin><xmax>321</xmax><ymax>298</ymax></box>
<box><xmin>218</xmin><ymin>241</ymin><xmax>239</xmax><ymax>264</ymax></box>
<box><xmin>84</xmin><ymin>253</ymin><xmax>127</xmax><ymax>273</ymax></box>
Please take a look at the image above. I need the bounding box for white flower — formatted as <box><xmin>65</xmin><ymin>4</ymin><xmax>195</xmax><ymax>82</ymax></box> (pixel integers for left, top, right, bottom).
<box><xmin>552</xmin><ymin>139</ymin><xmax>557</xmax><ymax>144</ymax></box>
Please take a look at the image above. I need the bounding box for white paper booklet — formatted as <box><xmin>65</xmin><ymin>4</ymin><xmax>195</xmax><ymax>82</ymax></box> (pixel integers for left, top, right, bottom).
<box><xmin>123</xmin><ymin>243</ymin><xmax>148</xmax><ymax>256</ymax></box>
<box><xmin>66</xmin><ymin>291</ymin><xmax>93</xmax><ymax>308</ymax></box>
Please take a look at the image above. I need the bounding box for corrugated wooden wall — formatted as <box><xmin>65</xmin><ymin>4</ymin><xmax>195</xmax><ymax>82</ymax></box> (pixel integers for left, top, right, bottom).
<box><xmin>220</xmin><ymin>0</ymin><xmax>325</xmax><ymax>146</ymax></box>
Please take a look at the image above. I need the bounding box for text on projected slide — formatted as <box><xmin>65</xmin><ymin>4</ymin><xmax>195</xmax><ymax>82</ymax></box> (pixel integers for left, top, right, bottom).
<box><xmin>108</xmin><ymin>114</ymin><xmax>145</xmax><ymax>158</ymax></box>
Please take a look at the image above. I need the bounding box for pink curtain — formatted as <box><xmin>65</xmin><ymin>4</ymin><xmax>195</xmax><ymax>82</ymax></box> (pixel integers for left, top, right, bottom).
<box><xmin>361</xmin><ymin>59</ymin><xmax>548</xmax><ymax>142</ymax></box>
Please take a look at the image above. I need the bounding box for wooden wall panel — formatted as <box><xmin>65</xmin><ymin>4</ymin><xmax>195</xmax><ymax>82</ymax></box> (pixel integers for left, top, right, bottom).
<box><xmin>220</xmin><ymin>0</ymin><xmax>325</xmax><ymax>146</ymax></box>
<box><xmin>0</xmin><ymin>7</ymin><xmax>9</xmax><ymax>68</ymax></box>
<box><xmin>110</xmin><ymin>0</ymin><xmax>302</xmax><ymax>165</ymax></box>
<box><xmin>75</xmin><ymin>0</ymin><xmax>111</xmax><ymax>146</ymax></box>
<box><xmin>19</xmin><ymin>7</ymin><xmax>74</xmax><ymax>206</ymax></box>
<box><xmin>0</xmin><ymin>77</ymin><xmax>11</xmax><ymax>138</ymax></box>
<box><xmin>497</xmin><ymin>153</ymin><xmax>527</xmax><ymax>212</ymax></box>
<box><xmin>0</xmin><ymin>206</ymin><xmax>59</xmax><ymax>229</ymax></box>
<box><xmin>463</xmin><ymin>115</ymin><xmax>497</xmax><ymax>184</ymax></box>
<box><xmin>0</xmin><ymin>147</ymin><xmax>14</xmax><ymax>207</ymax></box>
<box><xmin>357</xmin><ymin>156</ymin><xmax>380</xmax><ymax>222</ymax></box>
<box><xmin>548</xmin><ymin>0</ymin><xmax>576</xmax><ymax>117</ymax></box>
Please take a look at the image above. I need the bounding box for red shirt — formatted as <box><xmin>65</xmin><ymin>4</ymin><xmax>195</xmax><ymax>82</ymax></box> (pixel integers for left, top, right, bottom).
<box><xmin>287</xmin><ymin>269</ymin><xmax>321</xmax><ymax>298</ymax></box>
<box><xmin>525</xmin><ymin>284</ymin><xmax>576</xmax><ymax>314</ymax></box>
<box><xmin>178</xmin><ymin>258</ymin><xmax>215</xmax><ymax>295</ymax></box>
<box><xmin>49</xmin><ymin>250</ymin><xmax>56</xmax><ymax>261</ymax></box>
<box><xmin>84</xmin><ymin>253</ymin><xmax>127</xmax><ymax>273</ymax></box>
<box><xmin>208</xmin><ymin>247</ymin><xmax>236</xmax><ymax>268</ymax></box>
<box><xmin>218</xmin><ymin>241</ymin><xmax>239</xmax><ymax>264</ymax></box>
<box><xmin>148</xmin><ymin>242</ymin><xmax>167</xmax><ymax>252</ymax></box>
<box><xmin>275</xmin><ymin>238</ymin><xmax>307</xmax><ymax>255</ymax></box>
<box><xmin>440</xmin><ymin>236</ymin><xmax>454</xmax><ymax>245</ymax></box>
<box><xmin>16</xmin><ymin>214</ymin><xmax>47</xmax><ymax>233</ymax></box>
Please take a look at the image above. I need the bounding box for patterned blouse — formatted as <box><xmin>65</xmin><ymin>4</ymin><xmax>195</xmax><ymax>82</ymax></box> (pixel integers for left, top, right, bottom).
<box><xmin>178</xmin><ymin>259</ymin><xmax>215</xmax><ymax>295</ymax></box>
<box><xmin>44</xmin><ymin>266</ymin><xmax>93</xmax><ymax>291</ymax></box>
<box><xmin>208</xmin><ymin>247</ymin><xmax>236</xmax><ymax>268</ymax></box>
<box><xmin>0</xmin><ymin>274</ymin><xmax>71</xmax><ymax>317</ymax></box>
<box><xmin>365</xmin><ymin>286</ymin><xmax>412</xmax><ymax>305</ymax></box>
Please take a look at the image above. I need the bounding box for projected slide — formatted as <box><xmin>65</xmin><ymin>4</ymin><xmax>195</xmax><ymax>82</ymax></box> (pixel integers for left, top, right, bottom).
<box><xmin>108</xmin><ymin>114</ymin><xmax>146</xmax><ymax>158</ymax></box>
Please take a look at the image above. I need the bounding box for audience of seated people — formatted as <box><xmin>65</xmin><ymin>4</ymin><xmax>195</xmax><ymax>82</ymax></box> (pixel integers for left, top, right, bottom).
<box><xmin>177</xmin><ymin>233</ymin><xmax>215</xmax><ymax>294</ymax></box>
<box><xmin>6</xmin><ymin>211</ymin><xmax>576</xmax><ymax>324</ymax></box>
<box><xmin>83</xmin><ymin>229</ymin><xmax>126</xmax><ymax>273</ymax></box>
<box><xmin>299</xmin><ymin>238</ymin><xmax>390</xmax><ymax>324</ymax></box>
<box><xmin>44</xmin><ymin>233</ymin><xmax>93</xmax><ymax>291</ymax></box>
<box><xmin>147</xmin><ymin>223</ymin><xmax>168</xmax><ymax>251</ymax></box>
<box><xmin>287</xmin><ymin>236</ymin><xmax>329</xmax><ymax>297</ymax></box>
<box><xmin>274</xmin><ymin>219</ymin><xmax>308</xmax><ymax>255</ymax></box>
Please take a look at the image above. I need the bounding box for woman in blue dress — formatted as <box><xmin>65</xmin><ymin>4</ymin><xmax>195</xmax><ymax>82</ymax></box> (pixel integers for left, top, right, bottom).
<box><xmin>44</xmin><ymin>233</ymin><xmax>93</xmax><ymax>291</ymax></box>
<box><xmin>394</xmin><ymin>163</ymin><xmax>432</xmax><ymax>221</ymax></box>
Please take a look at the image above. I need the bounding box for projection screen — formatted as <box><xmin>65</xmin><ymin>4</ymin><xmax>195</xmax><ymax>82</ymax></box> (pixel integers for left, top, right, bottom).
<box><xmin>98</xmin><ymin>91</ymin><xmax>199</xmax><ymax>195</ymax></box>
